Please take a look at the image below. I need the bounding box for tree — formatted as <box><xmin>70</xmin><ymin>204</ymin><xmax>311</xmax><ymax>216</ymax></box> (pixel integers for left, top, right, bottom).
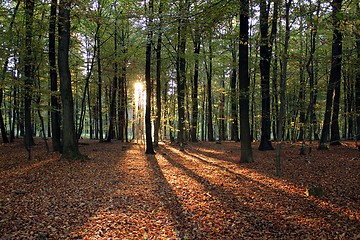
<box><xmin>205</xmin><ymin>33</ymin><xmax>214</xmax><ymax>142</ymax></box>
<box><xmin>49</xmin><ymin>0</ymin><xmax>61</xmax><ymax>152</ymax></box>
<box><xmin>107</xmin><ymin>4</ymin><xmax>119</xmax><ymax>142</ymax></box>
<box><xmin>239</xmin><ymin>0</ymin><xmax>253</xmax><ymax>163</ymax></box>
<box><xmin>0</xmin><ymin>0</ymin><xmax>20</xmax><ymax>144</ymax></box>
<box><xmin>58</xmin><ymin>0</ymin><xmax>83</xmax><ymax>159</ymax></box>
<box><xmin>145</xmin><ymin>0</ymin><xmax>155</xmax><ymax>154</ymax></box>
<box><xmin>190</xmin><ymin>25</ymin><xmax>200</xmax><ymax>142</ymax></box>
<box><xmin>276</xmin><ymin>0</ymin><xmax>292</xmax><ymax>177</ymax></box>
<box><xmin>154</xmin><ymin>0</ymin><xmax>163</xmax><ymax>147</ymax></box>
<box><xmin>258</xmin><ymin>0</ymin><xmax>277</xmax><ymax>151</ymax></box>
<box><xmin>24</xmin><ymin>0</ymin><xmax>35</xmax><ymax>153</ymax></box>
<box><xmin>318</xmin><ymin>0</ymin><xmax>343</xmax><ymax>149</ymax></box>
<box><xmin>176</xmin><ymin>0</ymin><xmax>189</xmax><ymax>148</ymax></box>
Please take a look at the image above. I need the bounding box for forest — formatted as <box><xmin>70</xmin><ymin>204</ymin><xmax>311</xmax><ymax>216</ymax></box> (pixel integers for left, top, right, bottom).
<box><xmin>0</xmin><ymin>0</ymin><xmax>359</xmax><ymax>239</ymax></box>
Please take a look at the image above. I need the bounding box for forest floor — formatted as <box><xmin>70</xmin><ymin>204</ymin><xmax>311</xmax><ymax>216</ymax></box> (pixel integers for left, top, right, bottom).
<box><xmin>0</xmin><ymin>138</ymin><xmax>359</xmax><ymax>239</ymax></box>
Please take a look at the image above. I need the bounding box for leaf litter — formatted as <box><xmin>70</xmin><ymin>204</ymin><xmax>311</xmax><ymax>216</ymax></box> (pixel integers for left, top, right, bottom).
<box><xmin>0</xmin><ymin>139</ymin><xmax>359</xmax><ymax>239</ymax></box>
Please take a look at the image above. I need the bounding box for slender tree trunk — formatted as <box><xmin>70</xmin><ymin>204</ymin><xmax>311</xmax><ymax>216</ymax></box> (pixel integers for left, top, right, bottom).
<box><xmin>49</xmin><ymin>0</ymin><xmax>61</xmax><ymax>151</ymax></box>
<box><xmin>96</xmin><ymin>35</ymin><xmax>103</xmax><ymax>141</ymax></box>
<box><xmin>145</xmin><ymin>0</ymin><xmax>155</xmax><ymax>154</ymax></box>
<box><xmin>176</xmin><ymin>0</ymin><xmax>188</xmax><ymax>147</ymax></box>
<box><xmin>107</xmin><ymin>15</ymin><xmax>118</xmax><ymax>142</ymax></box>
<box><xmin>220</xmin><ymin>75</ymin><xmax>226</xmax><ymax>141</ymax></box>
<box><xmin>77</xmin><ymin>37</ymin><xmax>96</xmax><ymax>139</ymax></box>
<box><xmin>298</xmin><ymin>22</ymin><xmax>306</xmax><ymax>142</ymax></box>
<box><xmin>206</xmin><ymin>35</ymin><xmax>214</xmax><ymax>142</ymax></box>
<box><xmin>191</xmin><ymin>27</ymin><xmax>200</xmax><ymax>142</ymax></box>
<box><xmin>276</xmin><ymin>0</ymin><xmax>292</xmax><ymax>176</ymax></box>
<box><xmin>239</xmin><ymin>0</ymin><xmax>253</xmax><ymax>163</ymax></box>
<box><xmin>319</xmin><ymin>0</ymin><xmax>343</xmax><ymax>149</ymax></box>
<box><xmin>154</xmin><ymin>0</ymin><xmax>163</xmax><ymax>147</ymax></box>
<box><xmin>58</xmin><ymin>0</ymin><xmax>83</xmax><ymax>159</ymax></box>
<box><xmin>0</xmin><ymin>1</ymin><xmax>20</xmax><ymax>144</ymax></box>
<box><xmin>24</xmin><ymin>0</ymin><xmax>35</xmax><ymax>153</ymax></box>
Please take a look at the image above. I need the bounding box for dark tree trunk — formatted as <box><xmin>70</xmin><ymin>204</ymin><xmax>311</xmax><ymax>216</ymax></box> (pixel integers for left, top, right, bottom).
<box><xmin>191</xmin><ymin>27</ymin><xmax>200</xmax><ymax>142</ymax></box>
<box><xmin>24</xmin><ymin>0</ymin><xmax>35</xmax><ymax>152</ymax></box>
<box><xmin>206</xmin><ymin>35</ymin><xmax>214</xmax><ymax>142</ymax></box>
<box><xmin>298</xmin><ymin>22</ymin><xmax>306</xmax><ymax>142</ymax></box>
<box><xmin>319</xmin><ymin>0</ymin><xmax>343</xmax><ymax>149</ymax></box>
<box><xmin>145</xmin><ymin>0</ymin><xmax>155</xmax><ymax>154</ymax></box>
<box><xmin>239</xmin><ymin>0</ymin><xmax>253</xmax><ymax>163</ymax></box>
<box><xmin>107</xmin><ymin>15</ymin><xmax>118</xmax><ymax>142</ymax></box>
<box><xmin>154</xmin><ymin>0</ymin><xmax>163</xmax><ymax>147</ymax></box>
<box><xmin>176</xmin><ymin>0</ymin><xmax>188</xmax><ymax>147</ymax></box>
<box><xmin>96</xmin><ymin>29</ymin><xmax>103</xmax><ymax>141</ymax></box>
<box><xmin>258</xmin><ymin>0</ymin><xmax>277</xmax><ymax>151</ymax></box>
<box><xmin>58</xmin><ymin>0</ymin><xmax>83</xmax><ymax>159</ymax></box>
<box><xmin>49</xmin><ymin>0</ymin><xmax>61</xmax><ymax>151</ymax></box>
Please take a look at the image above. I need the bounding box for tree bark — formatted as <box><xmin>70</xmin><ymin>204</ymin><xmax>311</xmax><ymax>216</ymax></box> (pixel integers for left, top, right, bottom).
<box><xmin>276</xmin><ymin>0</ymin><xmax>292</xmax><ymax>177</ymax></box>
<box><xmin>176</xmin><ymin>0</ymin><xmax>188</xmax><ymax>147</ymax></box>
<box><xmin>24</xmin><ymin>0</ymin><xmax>35</xmax><ymax>152</ymax></box>
<box><xmin>154</xmin><ymin>0</ymin><xmax>163</xmax><ymax>147</ymax></box>
<box><xmin>58</xmin><ymin>0</ymin><xmax>83</xmax><ymax>159</ymax></box>
<box><xmin>49</xmin><ymin>0</ymin><xmax>61</xmax><ymax>152</ymax></box>
<box><xmin>191</xmin><ymin>26</ymin><xmax>200</xmax><ymax>142</ymax></box>
<box><xmin>319</xmin><ymin>0</ymin><xmax>343</xmax><ymax>149</ymax></box>
<box><xmin>145</xmin><ymin>0</ymin><xmax>155</xmax><ymax>154</ymax></box>
<box><xmin>258</xmin><ymin>0</ymin><xmax>277</xmax><ymax>151</ymax></box>
<box><xmin>107</xmin><ymin>12</ymin><xmax>118</xmax><ymax>142</ymax></box>
<box><xmin>206</xmin><ymin>35</ymin><xmax>214</xmax><ymax>142</ymax></box>
<box><xmin>96</xmin><ymin>15</ymin><xmax>103</xmax><ymax>141</ymax></box>
<box><xmin>239</xmin><ymin>0</ymin><xmax>253</xmax><ymax>163</ymax></box>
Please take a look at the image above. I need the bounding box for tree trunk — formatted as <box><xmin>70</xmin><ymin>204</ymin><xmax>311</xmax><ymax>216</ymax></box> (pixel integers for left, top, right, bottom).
<box><xmin>24</xmin><ymin>0</ymin><xmax>36</xmax><ymax>153</ymax></box>
<box><xmin>276</xmin><ymin>0</ymin><xmax>292</xmax><ymax>177</ymax></box>
<box><xmin>258</xmin><ymin>0</ymin><xmax>277</xmax><ymax>151</ymax></box>
<box><xmin>206</xmin><ymin>35</ymin><xmax>214</xmax><ymax>142</ymax></box>
<box><xmin>107</xmin><ymin>15</ymin><xmax>119</xmax><ymax>142</ymax></box>
<box><xmin>239</xmin><ymin>0</ymin><xmax>253</xmax><ymax>163</ymax></box>
<box><xmin>319</xmin><ymin>0</ymin><xmax>343</xmax><ymax>149</ymax></box>
<box><xmin>49</xmin><ymin>0</ymin><xmax>61</xmax><ymax>151</ymax></box>
<box><xmin>176</xmin><ymin>0</ymin><xmax>188</xmax><ymax>147</ymax></box>
<box><xmin>154</xmin><ymin>0</ymin><xmax>163</xmax><ymax>147</ymax></box>
<box><xmin>96</xmin><ymin>30</ymin><xmax>103</xmax><ymax>141</ymax></box>
<box><xmin>0</xmin><ymin>1</ymin><xmax>19</xmax><ymax>144</ymax></box>
<box><xmin>191</xmin><ymin>27</ymin><xmax>200</xmax><ymax>142</ymax></box>
<box><xmin>145</xmin><ymin>0</ymin><xmax>155</xmax><ymax>154</ymax></box>
<box><xmin>58</xmin><ymin>0</ymin><xmax>83</xmax><ymax>159</ymax></box>
<box><xmin>219</xmin><ymin>75</ymin><xmax>226</xmax><ymax>141</ymax></box>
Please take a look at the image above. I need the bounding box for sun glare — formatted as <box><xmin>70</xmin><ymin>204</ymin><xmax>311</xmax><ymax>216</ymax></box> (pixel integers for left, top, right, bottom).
<box><xmin>134</xmin><ymin>82</ymin><xmax>146</xmax><ymax>109</ymax></box>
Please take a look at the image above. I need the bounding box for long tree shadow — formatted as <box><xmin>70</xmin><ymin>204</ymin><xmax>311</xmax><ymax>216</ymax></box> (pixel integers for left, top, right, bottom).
<box><xmin>160</xmin><ymin>144</ymin><xmax>360</xmax><ymax>238</ymax></box>
<box><xmin>146</xmin><ymin>154</ymin><xmax>195</xmax><ymax>239</ymax></box>
<box><xmin>157</xmin><ymin>146</ymin><xmax>292</xmax><ymax>238</ymax></box>
<box><xmin>186</xmin><ymin>142</ymin><xmax>360</xmax><ymax>212</ymax></box>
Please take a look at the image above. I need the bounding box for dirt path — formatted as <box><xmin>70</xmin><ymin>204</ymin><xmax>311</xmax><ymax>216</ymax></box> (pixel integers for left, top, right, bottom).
<box><xmin>0</xmin><ymin>140</ymin><xmax>359</xmax><ymax>239</ymax></box>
